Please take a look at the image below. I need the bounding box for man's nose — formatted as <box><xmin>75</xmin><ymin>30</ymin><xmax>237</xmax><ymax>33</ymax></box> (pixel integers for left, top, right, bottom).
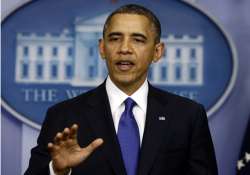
<box><xmin>119</xmin><ymin>39</ymin><xmax>132</xmax><ymax>54</ymax></box>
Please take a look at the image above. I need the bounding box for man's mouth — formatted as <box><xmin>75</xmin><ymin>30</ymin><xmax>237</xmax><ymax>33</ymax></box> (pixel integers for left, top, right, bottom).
<box><xmin>116</xmin><ymin>61</ymin><xmax>135</xmax><ymax>71</ymax></box>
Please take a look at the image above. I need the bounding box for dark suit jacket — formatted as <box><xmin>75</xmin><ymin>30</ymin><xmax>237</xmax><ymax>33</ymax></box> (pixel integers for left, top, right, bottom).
<box><xmin>25</xmin><ymin>82</ymin><xmax>218</xmax><ymax>175</ymax></box>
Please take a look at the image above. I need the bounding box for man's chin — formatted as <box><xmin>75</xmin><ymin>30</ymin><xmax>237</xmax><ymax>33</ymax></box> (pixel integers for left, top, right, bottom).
<box><xmin>115</xmin><ymin>79</ymin><xmax>134</xmax><ymax>86</ymax></box>
<box><xmin>111</xmin><ymin>76</ymin><xmax>135</xmax><ymax>87</ymax></box>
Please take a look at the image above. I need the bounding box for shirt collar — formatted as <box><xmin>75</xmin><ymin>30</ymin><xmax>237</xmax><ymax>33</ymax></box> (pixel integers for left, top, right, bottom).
<box><xmin>106</xmin><ymin>76</ymin><xmax>148</xmax><ymax>113</ymax></box>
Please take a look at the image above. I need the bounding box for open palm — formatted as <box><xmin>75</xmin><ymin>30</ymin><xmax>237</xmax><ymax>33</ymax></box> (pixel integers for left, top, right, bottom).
<box><xmin>48</xmin><ymin>124</ymin><xmax>103</xmax><ymax>175</ymax></box>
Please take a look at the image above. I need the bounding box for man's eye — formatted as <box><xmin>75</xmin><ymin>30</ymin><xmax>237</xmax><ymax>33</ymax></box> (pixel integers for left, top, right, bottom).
<box><xmin>134</xmin><ymin>38</ymin><xmax>145</xmax><ymax>43</ymax></box>
<box><xmin>109</xmin><ymin>38</ymin><xmax>119</xmax><ymax>42</ymax></box>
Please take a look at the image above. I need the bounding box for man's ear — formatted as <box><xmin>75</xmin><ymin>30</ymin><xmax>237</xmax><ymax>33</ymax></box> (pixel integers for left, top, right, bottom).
<box><xmin>98</xmin><ymin>39</ymin><xmax>106</xmax><ymax>60</ymax></box>
<box><xmin>152</xmin><ymin>42</ymin><xmax>165</xmax><ymax>63</ymax></box>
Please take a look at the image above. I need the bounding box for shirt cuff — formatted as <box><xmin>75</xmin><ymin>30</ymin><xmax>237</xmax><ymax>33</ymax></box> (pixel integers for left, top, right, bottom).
<box><xmin>49</xmin><ymin>161</ymin><xmax>72</xmax><ymax>175</ymax></box>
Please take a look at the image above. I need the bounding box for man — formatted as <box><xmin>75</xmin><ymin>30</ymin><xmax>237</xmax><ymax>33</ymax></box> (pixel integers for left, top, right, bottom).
<box><xmin>25</xmin><ymin>4</ymin><xmax>218</xmax><ymax>175</ymax></box>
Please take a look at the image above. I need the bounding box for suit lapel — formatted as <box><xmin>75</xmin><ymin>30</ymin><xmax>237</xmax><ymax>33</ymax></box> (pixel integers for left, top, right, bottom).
<box><xmin>82</xmin><ymin>83</ymin><xmax>126</xmax><ymax>175</ymax></box>
<box><xmin>137</xmin><ymin>85</ymin><xmax>171</xmax><ymax>175</ymax></box>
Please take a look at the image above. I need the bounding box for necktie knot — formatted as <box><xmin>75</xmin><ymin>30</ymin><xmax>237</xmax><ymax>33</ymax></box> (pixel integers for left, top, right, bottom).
<box><xmin>124</xmin><ymin>97</ymin><xmax>136</xmax><ymax>113</ymax></box>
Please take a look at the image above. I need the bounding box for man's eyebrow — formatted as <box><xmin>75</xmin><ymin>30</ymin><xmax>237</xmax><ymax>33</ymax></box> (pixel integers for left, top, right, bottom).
<box><xmin>131</xmin><ymin>33</ymin><xmax>147</xmax><ymax>40</ymax></box>
<box><xmin>107</xmin><ymin>32</ymin><xmax>147</xmax><ymax>39</ymax></box>
<box><xmin>107</xmin><ymin>32</ymin><xmax>122</xmax><ymax>38</ymax></box>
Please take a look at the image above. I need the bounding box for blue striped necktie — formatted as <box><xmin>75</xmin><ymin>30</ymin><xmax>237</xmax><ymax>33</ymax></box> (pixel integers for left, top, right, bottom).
<box><xmin>117</xmin><ymin>97</ymin><xmax>140</xmax><ymax>175</ymax></box>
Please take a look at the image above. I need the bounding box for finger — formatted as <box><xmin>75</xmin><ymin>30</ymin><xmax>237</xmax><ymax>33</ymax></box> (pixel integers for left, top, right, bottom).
<box><xmin>84</xmin><ymin>138</ymin><xmax>104</xmax><ymax>155</ymax></box>
<box><xmin>48</xmin><ymin>142</ymin><xmax>54</xmax><ymax>153</ymax></box>
<box><xmin>62</xmin><ymin>128</ymin><xmax>70</xmax><ymax>141</ymax></box>
<box><xmin>54</xmin><ymin>132</ymin><xmax>63</xmax><ymax>145</ymax></box>
<box><xmin>69</xmin><ymin>124</ymin><xmax>78</xmax><ymax>139</ymax></box>
<box><xmin>48</xmin><ymin>142</ymin><xmax>60</xmax><ymax>157</ymax></box>
<box><xmin>48</xmin><ymin>142</ymin><xmax>57</xmax><ymax>155</ymax></box>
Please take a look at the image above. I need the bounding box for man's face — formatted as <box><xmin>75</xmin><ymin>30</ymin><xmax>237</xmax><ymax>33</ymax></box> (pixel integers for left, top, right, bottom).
<box><xmin>99</xmin><ymin>14</ymin><xmax>164</xmax><ymax>92</ymax></box>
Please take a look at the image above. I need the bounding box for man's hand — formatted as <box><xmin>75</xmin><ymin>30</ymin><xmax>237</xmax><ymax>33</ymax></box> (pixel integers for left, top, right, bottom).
<box><xmin>48</xmin><ymin>124</ymin><xmax>103</xmax><ymax>175</ymax></box>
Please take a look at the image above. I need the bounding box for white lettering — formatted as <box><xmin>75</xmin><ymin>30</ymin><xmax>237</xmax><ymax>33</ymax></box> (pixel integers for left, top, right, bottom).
<box><xmin>21</xmin><ymin>89</ymin><xmax>58</xmax><ymax>102</ymax></box>
<box><xmin>173</xmin><ymin>91</ymin><xmax>198</xmax><ymax>100</ymax></box>
<box><xmin>65</xmin><ymin>89</ymin><xmax>86</xmax><ymax>99</ymax></box>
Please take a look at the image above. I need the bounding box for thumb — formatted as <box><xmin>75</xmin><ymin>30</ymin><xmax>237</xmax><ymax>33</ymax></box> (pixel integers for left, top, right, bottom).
<box><xmin>83</xmin><ymin>138</ymin><xmax>104</xmax><ymax>156</ymax></box>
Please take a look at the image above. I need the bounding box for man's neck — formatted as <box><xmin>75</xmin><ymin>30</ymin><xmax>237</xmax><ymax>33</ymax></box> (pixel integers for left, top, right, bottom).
<box><xmin>108</xmin><ymin>76</ymin><xmax>147</xmax><ymax>96</ymax></box>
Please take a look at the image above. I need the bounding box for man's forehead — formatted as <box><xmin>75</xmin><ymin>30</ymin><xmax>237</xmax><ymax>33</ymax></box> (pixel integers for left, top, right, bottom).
<box><xmin>109</xmin><ymin>13</ymin><xmax>150</xmax><ymax>25</ymax></box>
<box><xmin>105</xmin><ymin>14</ymin><xmax>153</xmax><ymax>35</ymax></box>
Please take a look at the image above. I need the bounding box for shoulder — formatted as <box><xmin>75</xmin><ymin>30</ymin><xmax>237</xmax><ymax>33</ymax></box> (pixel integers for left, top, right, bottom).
<box><xmin>149</xmin><ymin>84</ymin><xmax>203</xmax><ymax>109</ymax></box>
<box><xmin>149</xmin><ymin>84</ymin><xmax>207</xmax><ymax>123</ymax></box>
<box><xmin>48</xmin><ymin>83</ymin><xmax>106</xmax><ymax>113</ymax></box>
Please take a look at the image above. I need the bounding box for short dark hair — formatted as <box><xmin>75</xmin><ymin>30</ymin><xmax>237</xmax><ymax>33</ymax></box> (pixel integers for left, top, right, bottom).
<box><xmin>103</xmin><ymin>4</ymin><xmax>161</xmax><ymax>43</ymax></box>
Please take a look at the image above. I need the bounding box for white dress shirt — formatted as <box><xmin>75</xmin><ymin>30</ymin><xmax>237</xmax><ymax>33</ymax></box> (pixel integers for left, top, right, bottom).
<box><xmin>50</xmin><ymin>76</ymin><xmax>148</xmax><ymax>175</ymax></box>
<box><xmin>106</xmin><ymin>76</ymin><xmax>148</xmax><ymax>144</ymax></box>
